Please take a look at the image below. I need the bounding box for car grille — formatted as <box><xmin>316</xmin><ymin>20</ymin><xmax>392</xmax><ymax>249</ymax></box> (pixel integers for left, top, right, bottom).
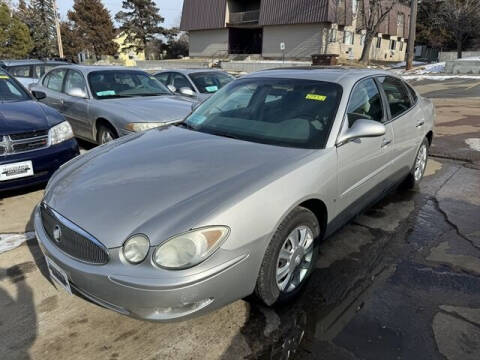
<box><xmin>0</xmin><ymin>130</ymin><xmax>49</xmax><ymax>156</ymax></box>
<box><xmin>40</xmin><ymin>204</ymin><xmax>109</xmax><ymax>265</ymax></box>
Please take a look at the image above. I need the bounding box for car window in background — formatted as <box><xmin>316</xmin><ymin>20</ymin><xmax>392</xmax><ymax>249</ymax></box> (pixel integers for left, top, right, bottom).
<box><xmin>171</xmin><ymin>73</ymin><xmax>194</xmax><ymax>91</ymax></box>
<box><xmin>378</xmin><ymin>77</ymin><xmax>412</xmax><ymax>118</ymax></box>
<box><xmin>405</xmin><ymin>82</ymin><xmax>418</xmax><ymax>103</ymax></box>
<box><xmin>154</xmin><ymin>72</ymin><xmax>170</xmax><ymax>85</ymax></box>
<box><xmin>0</xmin><ymin>72</ymin><xmax>30</xmax><ymax>101</ymax></box>
<box><xmin>347</xmin><ymin>78</ymin><xmax>384</xmax><ymax>126</ymax></box>
<box><xmin>182</xmin><ymin>78</ymin><xmax>342</xmax><ymax>149</ymax></box>
<box><xmin>34</xmin><ymin>65</ymin><xmax>43</xmax><ymax>79</ymax></box>
<box><xmin>189</xmin><ymin>72</ymin><xmax>234</xmax><ymax>94</ymax></box>
<box><xmin>44</xmin><ymin>68</ymin><xmax>67</xmax><ymax>92</ymax></box>
<box><xmin>88</xmin><ymin>70</ymin><xmax>171</xmax><ymax>99</ymax></box>
<box><xmin>9</xmin><ymin>65</ymin><xmax>31</xmax><ymax>78</ymax></box>
<box><xmin>64</xmin><ymin>70</ymin><xmax>87</xmax><ymax>94</ymax></box>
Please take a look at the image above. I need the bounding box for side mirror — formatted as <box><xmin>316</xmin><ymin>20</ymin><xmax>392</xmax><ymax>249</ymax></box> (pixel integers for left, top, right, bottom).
<box><xmin>66</xmin><ymin>87</ymin><xmax>88</xmax><ymax>99</ymax></box>
<box><xmin>179</xmin><ymin>87</ymin><xmax>195</xmax><ymax>97</ymax></box>
<box><xmin>337</xmin><ymin>119</ymin><xmax>386</xmax><ymax>146</ymax></box>
<box><xmin>31</xmin><ymin>90</ymin><xmax>46</xmax><ymax>100</ymax></box>
<box><xmin>167</xmin><ymin>84</ymin><xmax>176</xmax><ymax>93</ymax></box>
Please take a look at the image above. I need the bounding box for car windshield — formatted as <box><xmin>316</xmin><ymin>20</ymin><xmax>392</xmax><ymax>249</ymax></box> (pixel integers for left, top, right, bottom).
<box><xmin>0</xmin><ymin>72</ymin><xmax>30</xmax><ymax>102</ymax></box>
<box><xmin>189</xmin><ymin>72</ymin><xmax>234</xmax><ymax>94</ymax></box>
<box><xmin>88</xmin><ymin>70</ymin><xmax>171</xmax><ymax>99</ymax></box>
<box><xmin>181</xmin><ymin>78</ymin><xmax>342</xmax><ymax>149</ymax></box>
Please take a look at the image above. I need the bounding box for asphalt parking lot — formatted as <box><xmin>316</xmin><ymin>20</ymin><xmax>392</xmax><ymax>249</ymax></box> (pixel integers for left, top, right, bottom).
<box><xmin>1</xmin><ymin>78</ymin><xmax>480</xmax><ymax>360</ymax></box>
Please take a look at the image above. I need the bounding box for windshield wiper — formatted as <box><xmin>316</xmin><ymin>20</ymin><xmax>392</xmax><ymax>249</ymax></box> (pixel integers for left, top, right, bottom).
<box><xmin>175</xmin><ymin>122</ymin><xmax>196</xmax><ymax>130</ymax></box>
<box><xmin>204</xmin><ymin>130</ymin><xmax>242</xmax><ymax>141</ymax></box>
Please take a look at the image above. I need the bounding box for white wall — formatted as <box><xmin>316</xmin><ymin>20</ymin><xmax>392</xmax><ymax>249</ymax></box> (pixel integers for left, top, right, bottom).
<box><xmin>262</xmin><ymin>24</ymin><xmax>327</xmax><ymax>59</ymax></box>
<box><xmin>189</xmin><ymin>29</ymin><xmax>229</xmax><ymax>57</ymax></box>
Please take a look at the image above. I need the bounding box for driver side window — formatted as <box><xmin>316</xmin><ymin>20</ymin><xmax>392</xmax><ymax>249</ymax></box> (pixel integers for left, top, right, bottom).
<box><xmin>347</xmin><ymin>78</ymin><xmax>384</xmax><ymax>127</ymax></box>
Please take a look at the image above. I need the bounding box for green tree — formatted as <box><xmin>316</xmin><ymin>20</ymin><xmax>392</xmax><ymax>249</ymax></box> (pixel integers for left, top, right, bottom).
<box><xmin>68</xmin><ymin>0</ymin><xmax>118</xmax><ymax>58</ymax></box>
<box><xmin>29</xmin><ymin>0</ymin><xmax>58</xmax><ymax>58</ymax></box>
<box><xmin>165</xmin><ymin>32</ymin><xmax>189</xmax><ymax>59</ymax></box>
<box><xmin>115</xmin><ymin>0</ymin><xmax>167</xmax><ymax>54</ymax></box>
<box><xmin>60</xmin><ymin>21</ymin><xmax>82</xmax><ymax>62</ymax></box>
<box><xmin>0</xmin><ymin>2</ymin><xmax>33</xmax><ymax>58</ymax></box>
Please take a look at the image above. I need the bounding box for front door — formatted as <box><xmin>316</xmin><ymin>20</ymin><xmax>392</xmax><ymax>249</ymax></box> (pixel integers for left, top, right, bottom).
<box><xmin>336</xmin><ymin>77</ymin><xmax>395</xmax><ymax>217</ymax></box>
<box><xmin>62</xmin><ymin>70</ymin><xmax>91</xmax><ymax>139</ymax></box>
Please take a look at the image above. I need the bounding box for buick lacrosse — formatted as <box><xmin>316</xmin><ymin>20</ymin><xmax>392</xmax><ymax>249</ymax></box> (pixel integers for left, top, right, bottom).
<box><xmin>34</xmin><ymin>68</ymin><xmax>434</xmax><ymax>321</ymax></box>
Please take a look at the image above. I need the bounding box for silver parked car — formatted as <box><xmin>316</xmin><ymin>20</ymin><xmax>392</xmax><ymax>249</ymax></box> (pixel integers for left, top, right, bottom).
<box><xmin>34</xmin><ymin>68</ymin><xmax>434</xmax><ymax>321</ymax></box>
<box><xmin>0</xmin><ymin>59</ymin><xmax>69</xmax><ymax>88</ymax></box>
<box><xmin>154</xmin><ymin>69</ymin><xmax>235</xmax><ymax>101</ymax></box>
<box><xmin>30</xmin><ymin>65</ymin><xmax>195</xmax><ymax>144</ymax></box>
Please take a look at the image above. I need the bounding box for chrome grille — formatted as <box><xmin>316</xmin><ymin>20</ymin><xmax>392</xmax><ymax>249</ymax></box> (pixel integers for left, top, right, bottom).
<box><xmin>40</xmin><ymin>204</ymin><xmax>109</xmax><ymax>265</ymax></box>
<box><xmin>0</xmin><ymin>130</ymin><xmax>49</xmax><ymax>156</ymax></box>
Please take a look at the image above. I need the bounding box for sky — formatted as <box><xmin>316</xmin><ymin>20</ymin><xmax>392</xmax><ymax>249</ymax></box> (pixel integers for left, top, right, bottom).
<box><xmin>57</xmin><ymin>0</ymin><xmax>184</xmax><ymax>28</ymax></box>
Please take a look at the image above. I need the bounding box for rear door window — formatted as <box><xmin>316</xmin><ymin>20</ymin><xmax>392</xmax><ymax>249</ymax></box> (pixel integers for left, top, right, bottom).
<box><xmin>44</xmin><ymin>69</ymin><xmax>67</xmax><ymax>92</ymax></box>
<box><xmin>8</xmin><ymin>65</ymin><xmax>31</xmax><ymax>78</ymax></box>
<box><xmin>378</xmin><ymin>77</ymin><xmax>412</xmax><ymax>118</ymax></box>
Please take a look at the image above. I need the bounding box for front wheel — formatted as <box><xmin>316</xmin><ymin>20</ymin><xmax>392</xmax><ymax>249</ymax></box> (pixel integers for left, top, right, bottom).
<box><xmin>255</xmin><ymin>207</ymin><xmax>320</xmax><ymax>306</ymax></box>
<box><xmin>96</xmin><ymin>124</ymin><xmax>117</xmax><ymax>145</ymax></box>
<box><xmin>403</xmin><ymin>137</ymin><xmax>429</xmax><ymax>189</ymax></box>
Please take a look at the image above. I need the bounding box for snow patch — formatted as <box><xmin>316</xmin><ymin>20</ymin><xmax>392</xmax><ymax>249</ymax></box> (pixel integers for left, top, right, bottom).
<box><xmin>466</xmin><ymin>138</ymin><xmax>480</xmax><ymax>152</ymax></box>
<box><xmin>0</xmin><ymin>232</ymin><xmax>36</xmax><ymax>254</ymax></box>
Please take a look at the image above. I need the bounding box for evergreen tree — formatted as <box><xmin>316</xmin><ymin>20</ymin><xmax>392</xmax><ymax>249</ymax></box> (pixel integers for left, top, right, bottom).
<box><xmin>115</xmin><ymin>0</ymin><xmax>167</xmax><ymax>54</ymax></box>
<box><xmin>0</xmin><ymin>2</ymin><xmax>34</xmax><ymax>58</ymax></box>
<box><xmin>60</xmin><ymin>21</ymin><xmax>82</xmax><ymax>62</ymax></box>
<box><xmin>68</xmin><ymin>0</ymin><xmax>118</xmax><ymax>58</ymax></box>
<box><xmin>29</xmin><ymin>0</ymin><xmax>58</xmax><ymax>58</ymax></box>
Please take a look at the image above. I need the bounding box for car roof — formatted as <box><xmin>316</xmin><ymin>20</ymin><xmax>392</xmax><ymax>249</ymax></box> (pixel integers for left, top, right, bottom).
<box><xmin>155</xmin><ymin>68</ymin><xmax>230</xmax><ymax>75</ymax></box>
<box><xmin>50</xmin><ymin>64</ymin><xmax>147</xmax><ymax>75</ymax></box>
<box><xmin>0</xmin><ymin>59</ymin><xmax>69</xmax><ymax>67</ymax></box>
<box><xmin>243</xmin><ymin>67</ymin><xmax>394</xmax><ymax>88</ymax></box>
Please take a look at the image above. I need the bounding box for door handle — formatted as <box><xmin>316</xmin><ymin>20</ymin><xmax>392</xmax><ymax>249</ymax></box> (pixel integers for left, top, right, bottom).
<box><xmin>416</xmin><ymin>121</ymin><xmax>424</xmax><ymax>128</ymax></box>
<box><xmin>381</xmin><ymin>138</ymin><xmax>392</xmax><ymax>148</ymax></box>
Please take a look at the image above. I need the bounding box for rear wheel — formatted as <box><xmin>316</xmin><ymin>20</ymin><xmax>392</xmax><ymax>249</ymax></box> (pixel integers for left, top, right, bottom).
<box><xmin>402</xmin><ymin>137</ymin><xmax>429</xmax><ymax>189</ymax></box>
<box><xmin>96</xmin><ymin>123</ymin><xmax>117</xmax><ymax>145</ymax></box>
<box><xmin>255</xmin><ymin>207</ymin><xmax>320</xmax><ymax>305</ymax></box>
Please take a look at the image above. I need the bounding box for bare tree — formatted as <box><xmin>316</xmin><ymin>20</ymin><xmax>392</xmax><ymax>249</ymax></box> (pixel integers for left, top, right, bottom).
<box><xmin>434</xmin><ymin>0</ymin><xmax>480</xmax><ymax>58</ymax></box>
<box><xmin>358</xmin><ymin>0</ymin><xmax>398</xmax><ymax>64</ymax></box>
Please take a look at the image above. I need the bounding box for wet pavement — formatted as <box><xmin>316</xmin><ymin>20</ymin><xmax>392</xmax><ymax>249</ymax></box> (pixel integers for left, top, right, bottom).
<box><xmin>1</xmin><ymin>79</ymin><xmax>479</xmax><ymax>360</ymax></box>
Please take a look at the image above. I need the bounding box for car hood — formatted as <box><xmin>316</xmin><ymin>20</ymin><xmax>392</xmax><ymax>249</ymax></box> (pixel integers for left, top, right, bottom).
<box><xmin>101</xmin><ymin>95</ymin><xmax>195</xmax><ymax>123</ymax></box>
<box><xmin>0</xmin><ymin>100</ymin><xmax>60</xmax><ymax>135</ymax></box>
<box><xmin>44</xmin><ymin>127</ymin><xmax>313</xmax><ymax>248</ymax></box>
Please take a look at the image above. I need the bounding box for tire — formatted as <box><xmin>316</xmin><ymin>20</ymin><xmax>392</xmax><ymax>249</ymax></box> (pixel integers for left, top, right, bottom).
<box><xmin>402</xmin><ymin>137</ymin><xmax>429</xmax><ymax>189</ymax></box>
<box><xmin>96</xmin><ymin>123</ymin><xmax>117</xmax><ymax>145</ymax></box>
<box><xmin>255</xmin><ymin>207</ymin><xmax>320</xmax><ymax>306</ymax></box>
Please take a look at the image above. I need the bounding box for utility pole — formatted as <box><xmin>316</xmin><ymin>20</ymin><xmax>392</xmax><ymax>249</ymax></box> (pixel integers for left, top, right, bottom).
<box><xmin>53</xmin><ymin>0</ymin><xmax>64</xmax><ymax>58</ymax></box>
<box><xmin>406</xmin><ymin>0</ymin><xmax>418</xmax><ymax>70</ymax></box>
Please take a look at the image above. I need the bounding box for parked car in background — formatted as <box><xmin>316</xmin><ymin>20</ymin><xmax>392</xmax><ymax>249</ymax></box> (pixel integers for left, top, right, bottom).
<box><xmin>0</xmin><ymin>69</ymin><xmax>79</xmax><ymax>192</ymax></box>
<box><xmin>154</xmin><ymin>69</ymin><xmax>234</xmax><ymax>101</ymax></box>
<box><xmin>0</xmin><ymin>59</ymin><xmax>69</xmax><ymax>88</ymax></box>
<box><xmin>30</xmin><ymin>65</ymin><xmax>196</xmax><ymax>144</ymax></box>
<box><xmin>34</xmin><ymin>68</ymin><xmax>434</xmax><ymax>321</ymax></box>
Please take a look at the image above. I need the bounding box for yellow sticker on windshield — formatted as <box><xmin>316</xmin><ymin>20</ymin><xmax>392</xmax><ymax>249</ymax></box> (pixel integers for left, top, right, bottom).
<box><xmin>0</xmin><ymin>75</ymin><xmax>9</xmax><ymax>79</ymax></box>
<box><xmin>306</xmin><ymin>94</ymin><xmax>326</xmax><ymax>101</ymax></box>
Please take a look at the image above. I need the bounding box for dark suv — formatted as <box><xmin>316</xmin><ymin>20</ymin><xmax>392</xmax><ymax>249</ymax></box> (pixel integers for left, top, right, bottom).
<box><xmin>0</xmin><ymin>69</ymin><xmax>79</xmax><ymax>192</ymax></box>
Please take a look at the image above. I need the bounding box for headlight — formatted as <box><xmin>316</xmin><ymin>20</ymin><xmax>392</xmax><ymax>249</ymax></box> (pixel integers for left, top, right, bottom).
<box><xmin>153</xmin><ymin>226</ymin><xmax>230</xmax><ymax>269</ymax></box>
<box><xmin>125</xmin><ymin>122</ymin><xmax>167</xmax><ymax>132</ymax></box>
<box><xmin>123</xmin><ymin>234</ymin><xmax>150</xmax><ymax>264</ymax></box>
<box><xmin>48</xmin><ymin>121</ymin><xmax>74</xmax><ymax>145</ymax></box>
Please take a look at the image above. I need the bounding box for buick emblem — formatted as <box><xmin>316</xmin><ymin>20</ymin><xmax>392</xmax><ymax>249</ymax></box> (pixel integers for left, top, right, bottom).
<box><xmin>53</xmin><ymin>225</ymin><xmax>62</xmax><ymax>243</ymax></box>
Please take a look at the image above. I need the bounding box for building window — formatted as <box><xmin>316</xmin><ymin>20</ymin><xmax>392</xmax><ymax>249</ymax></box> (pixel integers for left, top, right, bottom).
<box><xmin>360</xmin><ymin>34</ymin><xmax>366</xmax><ymax>46</ymax></box>
<box><xmin>344</xmin><ymin>31</ymin><xmax>354</xmax><ymax>45</ymax></box>
<box><xmin>329</xmin><ymin>29</ymin><xmax>337</xmax><ymax>43</ymax></box>
<box><xmin>390</xmin><ymin>40</ymin><xmax>397</xmax><ymax>51</ymax></box>
<box><xmin>376</xmin><ymin>37</ymin><xmax>382</xmax><ymax>48</ymax></box>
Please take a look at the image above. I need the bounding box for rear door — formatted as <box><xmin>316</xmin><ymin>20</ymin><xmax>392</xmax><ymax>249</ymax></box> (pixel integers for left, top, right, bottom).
<box><xmin>40</xmin><ymin>68</ymin><xmax>68</xmax><ymax>111</ymax></box>
<box><xmin>336</xmin><ymin>77</ymin><xmax>395</xmax><ymax>215</ymax></box>
<box><xmin>62</xmin><ymin>69</ymin><xmax>91</xmax><ymax>138</ymax></box>
<box><xmin>377</xmin><ymin>76</ymin><xmax>422</xmax><ymax>179</ymax></box>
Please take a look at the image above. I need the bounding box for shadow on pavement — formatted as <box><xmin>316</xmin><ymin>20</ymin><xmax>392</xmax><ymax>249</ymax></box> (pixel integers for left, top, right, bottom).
<box><xmin>0</xmin><ymin>266</ymin><xmax>37</xmax><ymax>360</ymax></box>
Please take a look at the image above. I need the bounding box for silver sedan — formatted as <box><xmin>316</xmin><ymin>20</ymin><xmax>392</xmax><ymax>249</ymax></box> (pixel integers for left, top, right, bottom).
<box><xmin>34</xmin><ymin>68</ymin><xmax>434</xmax><ymax>321</ymax></box>
<box><xmin>30</xmin><ymin>65</ymin><xmax>195</xmax><ymax>144</ymax></box>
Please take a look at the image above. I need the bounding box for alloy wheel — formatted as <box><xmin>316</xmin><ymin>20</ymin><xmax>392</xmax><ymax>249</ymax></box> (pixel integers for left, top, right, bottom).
<box><xmin>414</xmin><ymin>144</ymin><xmax>427</xmax><ymax>181</ymax></box>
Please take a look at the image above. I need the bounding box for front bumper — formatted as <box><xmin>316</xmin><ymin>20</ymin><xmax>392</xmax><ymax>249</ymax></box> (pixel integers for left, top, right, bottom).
<box><xmin>0</xmin><ymin>138</ymin><xmax>79</xmax><ymax>192</ymax></box>
<box><xmin>34</xmin><ymin>205</ymin><xmax>262</xmax><ymax>321</ymax></box>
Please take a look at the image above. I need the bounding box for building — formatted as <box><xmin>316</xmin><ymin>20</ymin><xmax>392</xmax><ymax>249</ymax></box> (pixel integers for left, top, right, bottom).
<box><xmin>113</xmin><ymin>32</ymin><xmax>146</xmax><ymax>66</ymax></box>
<box><xmin>180</xmin><ymin>0</ymin><xmax>411</xmax><ymax>62</ymax></box>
